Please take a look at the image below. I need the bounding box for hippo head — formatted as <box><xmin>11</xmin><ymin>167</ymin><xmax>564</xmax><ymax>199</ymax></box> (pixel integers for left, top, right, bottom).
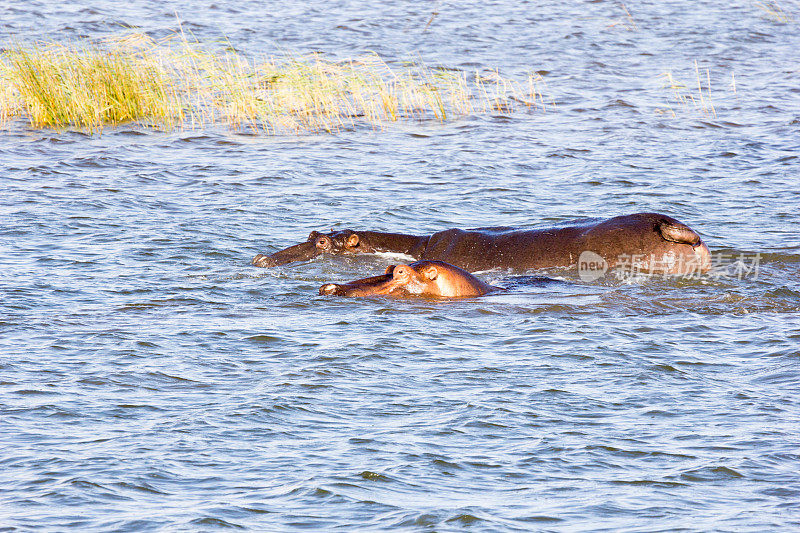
<box><xmin>253</xmin><ymin>230</ymin><xmax>365</xmax><ymax>267</ymax></box>
<box><xmin>319</xmin><ymin>260</ymin><xmax>499</xmax><ymax>298</ymax></box>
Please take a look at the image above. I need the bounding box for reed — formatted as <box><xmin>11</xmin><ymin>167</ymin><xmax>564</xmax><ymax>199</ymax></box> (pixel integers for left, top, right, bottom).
<box><xmin>753</xmin><ymin>1</ymin><xmax>794</xmax><ymax>23</ymax></box>
<box><xmin>658</xmin><ymin>62</ymin><xmax>717</xmax><ymax>118</ymax></box>
<box><xmin>607</xmin><ymin>3</ymin><xmax>637</xmax><ymax>31</ymax></box>
<box><xmin>0</xmin><ymin>33</ymin><xmax>548</xmax><ymax>134</ymax></box>
<box><xmin>1</xmin><ymin>41</ymin><xmax>184</xmax><ymax>131</ymax></box>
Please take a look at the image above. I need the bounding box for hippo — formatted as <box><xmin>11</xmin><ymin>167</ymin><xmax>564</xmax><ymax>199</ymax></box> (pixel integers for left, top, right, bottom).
<box><xmin>254</xmin><ymin>212</ymin><xmax>711</xmax><ymax>276</ymax></box>
<box><xmin>319</xmin><ymin>260</ymin><xmax>502</xmax><ymax>298</ymax></box>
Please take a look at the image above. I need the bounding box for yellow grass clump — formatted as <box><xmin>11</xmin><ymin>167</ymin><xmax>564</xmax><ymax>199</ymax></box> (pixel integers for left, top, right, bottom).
<box><xmin>0</xmin><ymin>33</ymin><xmax>550</xmax><ymax>134</ymax></box>
<box><xmin>753</xmin><ymin>1</ymin><xmax>795</xmax><ymax>23</ymax></box>
<box><xmin>1</xmin><ymin>42</ymin><xmax>184</xmax><ymax>131</ymax></box>
<box><xmin>657</xmin><ymin>61</ymin><xmax>717</xmax><ymax>118</ymax></box>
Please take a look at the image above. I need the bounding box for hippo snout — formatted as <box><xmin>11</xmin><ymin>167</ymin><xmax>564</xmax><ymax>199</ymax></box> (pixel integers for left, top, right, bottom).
<box><xmin>252</xmin><ymin>254</ymin><xmax>276</xmax><ymax>267</ymax></box>
<box><xmin>319</xmin><ymin>283</ymin><xmax>342</xmax><ymax>296</ymax></box>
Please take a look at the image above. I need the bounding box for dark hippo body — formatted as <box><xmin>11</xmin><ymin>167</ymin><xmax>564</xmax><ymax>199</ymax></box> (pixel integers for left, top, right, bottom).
<box><xmin>254</xmin><ymin>212</ymin><xmax>711</xmax><ymax>275</ymax></box>
<box><xmin>319</xmin><ymin>260</ymin><xmax>501</xmax><ymax>298</ymax></box>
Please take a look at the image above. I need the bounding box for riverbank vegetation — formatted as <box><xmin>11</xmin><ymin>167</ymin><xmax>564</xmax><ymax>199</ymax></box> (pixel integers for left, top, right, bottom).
<box><xmin>0</xmin><ymin>32</ymin><xmax>549</xmax><ymax>134</ymax></box>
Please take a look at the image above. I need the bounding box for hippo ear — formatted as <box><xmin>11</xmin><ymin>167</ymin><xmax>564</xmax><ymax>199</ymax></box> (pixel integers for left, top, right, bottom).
<box><xmin>421</xmin><ymin>264</ymin><xmax>438</xmax><ymax>281</ymax></box>
<box><xmin>347</xmin><ymin>234</ymin><xmax>360</xmax><ymax>248</ymax></box>
<box><xmin>385</xmin><ymin>265</ymin><xmax>396</xmax><ymax>275</ymax></box>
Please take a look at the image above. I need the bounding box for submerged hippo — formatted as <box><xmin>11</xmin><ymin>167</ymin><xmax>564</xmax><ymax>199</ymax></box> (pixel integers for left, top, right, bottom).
<box><xmin>254</xmin><ymin>212</ymin><xmax>711</xmax><ymax>275</ymax></box>
<box><xmin>319</xmin><ymin>260</ymin><xmax>501</xmax><ymax>298</ymax></box>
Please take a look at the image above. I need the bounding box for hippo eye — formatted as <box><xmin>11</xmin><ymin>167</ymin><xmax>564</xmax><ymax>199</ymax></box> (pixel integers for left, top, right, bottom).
<box><xmin>393</xmin><ymin>265</ymin><xmax>411</xmax><ymax>279</ymax></box>
<box><xmin>316</xmin><ymin>237</ymin><xmax>331</xmax><ymax>249</ymax></box>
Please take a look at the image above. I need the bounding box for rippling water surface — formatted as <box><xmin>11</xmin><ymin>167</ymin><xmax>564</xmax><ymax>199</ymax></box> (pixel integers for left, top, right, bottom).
<box><xmin>2</xmin><ymin>1</ymin><xmax>800</xmax><ymax>531</ymax></box>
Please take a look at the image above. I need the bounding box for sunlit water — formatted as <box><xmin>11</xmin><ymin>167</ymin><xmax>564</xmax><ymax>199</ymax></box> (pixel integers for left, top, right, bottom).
<box><xmin>2</xmin><ymin>1</ymin><xmax>799</xmax><ymax>531</ymax></box>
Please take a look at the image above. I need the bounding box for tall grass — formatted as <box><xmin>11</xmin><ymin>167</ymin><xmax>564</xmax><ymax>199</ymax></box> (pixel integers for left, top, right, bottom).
<box><xmin>0</xmin><ymin>33</ymin><xmax>549</xmax><ymax>134</ymax></box>
<box><xmin>658</xmin><ymin>61</ymin><xmax>717</xmax><ymax>118</ymax></box>
<box><xmin>1</xmin><ymin>41</ymin><xmax>184</xmax><ymax>131</ymax></box>
<box><xmin>753</xmin><ymin>1</ymin><xmax>795</xmax><ymax>23</ymax></box>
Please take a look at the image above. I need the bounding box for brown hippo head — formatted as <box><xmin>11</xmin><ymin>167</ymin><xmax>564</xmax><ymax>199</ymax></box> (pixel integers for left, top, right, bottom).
<box><xmin>253</xmin><ymin>230</ymin><xmax>363</xmax><ymax>267</ymax></box>
<box><xmin>319</xmin><ymin>260</ymin><xmax>500</xmax><ymax>298</ymax></box>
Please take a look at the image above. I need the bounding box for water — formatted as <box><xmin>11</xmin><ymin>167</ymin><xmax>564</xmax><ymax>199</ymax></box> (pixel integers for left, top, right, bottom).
<box><xmin>2</xmin><ymin>1</ymin><xmax>800</xmax><ymax>531</ymax></box>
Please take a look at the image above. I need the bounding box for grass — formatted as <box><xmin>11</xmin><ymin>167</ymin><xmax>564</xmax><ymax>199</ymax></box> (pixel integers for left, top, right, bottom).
<box><xmin>607</xmin><ymin>3</ymin><xmax>637</xmax><ymax>31</ymax></box>
<box><xmin>658</xmin><ymin>61</ymin><xmax>718</xmax><ymax>119</ymax></box>
<box><xmin>753</xmin><ymin>1</ymin><xmax>795</xmax><ymax>23</ymax></box>
<box><xmin>1</xmin><ymin>41</ymin><xmax>183</xmax><ymax>131</ymax></box>
<box><xmin>0</xmin><ymin>32</ymin><xmax>549</xmax><ymax>134</ymax></box>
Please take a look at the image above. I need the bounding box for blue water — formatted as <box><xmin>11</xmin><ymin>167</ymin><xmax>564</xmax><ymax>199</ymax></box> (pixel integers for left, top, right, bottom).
<box><xmin>2</xmin><ymin>1</ymin><xmax>799</xmax><ymax>531</ymax></box>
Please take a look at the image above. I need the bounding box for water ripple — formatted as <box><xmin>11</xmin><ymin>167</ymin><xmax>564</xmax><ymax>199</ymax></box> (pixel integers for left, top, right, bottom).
<box><xmin>2</xmin><ymin>0</ymin><xmax>800</xmax><ymax>531</ymax></box>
